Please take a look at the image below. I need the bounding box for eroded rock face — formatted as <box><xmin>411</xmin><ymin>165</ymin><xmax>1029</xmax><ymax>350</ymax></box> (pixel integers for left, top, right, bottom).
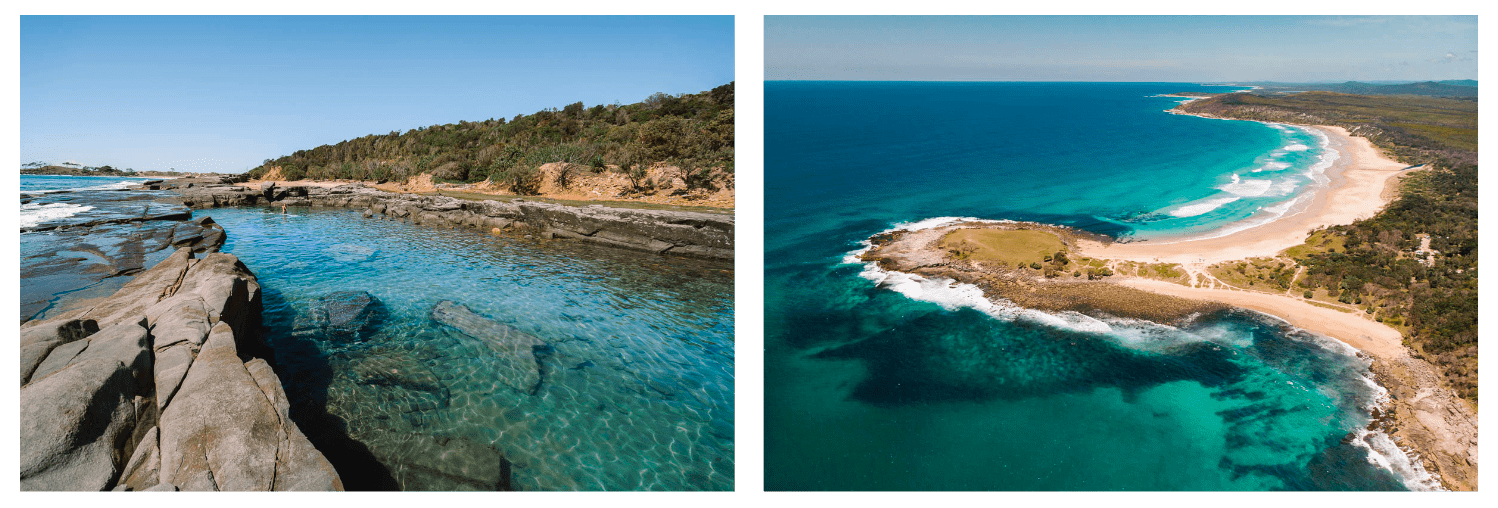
<box><xmin>19</xmin><ymin>319</ymin><xmax>152</xmax><ymax>491</ymax></box>
<box><xmin>18</xmin><ymin>248</ymin><xmax>341</xmax><ymax>491</ymax></box>
<box><xmin>431</xmin><ymin>300</ymin><xmax>545</xmax><ymax>394</ymax></box>
<box><xmin>18</xmin><ymin>318</ymin><xmax>100</xmax><ymax>386</ymax></box>
<box><xmin>173</xmin><ymin>184</ymin><xmax>734</xmax><ymax>260</ymax></box>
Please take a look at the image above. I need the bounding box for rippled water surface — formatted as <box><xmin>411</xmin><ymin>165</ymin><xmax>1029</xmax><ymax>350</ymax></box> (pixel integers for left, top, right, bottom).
<box><xmin>209</xmin><ymin>206</ymin><xmax>734</xmax><ymax>490</ymax></box>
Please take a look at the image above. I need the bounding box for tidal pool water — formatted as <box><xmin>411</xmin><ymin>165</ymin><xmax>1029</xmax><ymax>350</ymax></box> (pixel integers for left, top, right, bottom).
<box><xmin>207</xmin><ymin>206</ymin><xmax>734</xmax><ymax>490</ymax></box>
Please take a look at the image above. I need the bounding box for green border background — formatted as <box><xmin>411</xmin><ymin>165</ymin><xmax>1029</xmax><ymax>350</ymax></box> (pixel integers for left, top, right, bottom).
<box><xmin>0</xmin><ymin>1</ymin><xmax>1492</xmax><ymax>506</ymax></box>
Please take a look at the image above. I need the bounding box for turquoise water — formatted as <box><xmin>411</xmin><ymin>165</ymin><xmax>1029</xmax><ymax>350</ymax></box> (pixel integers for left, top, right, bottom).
<box><xmin>205</xmin><ymin>207</ymin><xmax>734</xmax><ymax>490</ymax></box>
<box><xmin>765</xmin><ymin>82</ymin><xmax>1422</xmax><ymax>490</ymax></box>
<box><xmin>17</xmin><ymin>173</ymin><xmax>735</xmax><ymax>489</ymax></box>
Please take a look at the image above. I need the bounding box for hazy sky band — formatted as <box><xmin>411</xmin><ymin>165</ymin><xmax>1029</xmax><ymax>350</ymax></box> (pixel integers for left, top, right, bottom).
<box><xmin>21</xmin><ymin>16</ymin><xmax>734</xmax><ymax>172</ymax></box>
<box><xmin>766</xmin><ymin>15</ymin><xmax>1477</xmax><ymax>82</ymax></box>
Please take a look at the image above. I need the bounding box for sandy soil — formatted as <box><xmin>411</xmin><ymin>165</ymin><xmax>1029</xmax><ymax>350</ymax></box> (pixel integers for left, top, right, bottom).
<box><xmin>1076</xmin><ymin>125</ymin><xmax>1414</xmax><ymax>265</ymax></box>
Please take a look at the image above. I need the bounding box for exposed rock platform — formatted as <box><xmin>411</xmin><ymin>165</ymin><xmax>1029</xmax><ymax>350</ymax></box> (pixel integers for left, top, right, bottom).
<box><xmin>19</xmin><ymin>248</ymin><xmax>343</xmax><ymax>491</ymax></box>
<box><xmin>164</xmin><ymin>182</ymin><xmax>733</xmax><ymax>261</ymax></box>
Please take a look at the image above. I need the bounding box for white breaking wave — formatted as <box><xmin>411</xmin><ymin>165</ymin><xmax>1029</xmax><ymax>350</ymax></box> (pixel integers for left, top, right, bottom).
<box><xmin>1254</xmin><ymin>161</ymin><xmax>1292</xmax><ymax>173</ymax></box>
<box><xmin>844</xmin><ymin>218</ymin><xmax>1231</xmax><ymax>347</ymax></box>
<box><xmin>1218</xmin><ymin>174</ymin><xmax>1274</xmax><ymax>197</ymax></box>
<box><xmin>19</xmin><ymin>202</ymin><xmax>93</xmax><ymax>228</ymax></box>
<box><xmin>849</xmin><ymin>216</ymin><xmax>1446</xmax><ymax>490</ymax></box>
<box><xmin>1284</xmin><ymin>143</ymin><xmax>1310</xmax><ymax>152</ymax></box>
<box><xmin>1168</xmin><ymin>196</ymin><xmax>1241</xmax><ymax>217</ymax></box>
<box><xmin>22</xmin><ymin>178</ymin><xmax>147</xmax><ymax>195</ymax></box>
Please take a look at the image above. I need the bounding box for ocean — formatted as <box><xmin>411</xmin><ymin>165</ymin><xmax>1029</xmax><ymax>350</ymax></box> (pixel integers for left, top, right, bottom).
<box><xmin>764</xmin><ymin>82</ymin><xmax>1429</xmax><ymax>490</ymax></box>
<box><xmin>18</xmin><ymin>175</ymin><xmax>735</xmax><ymax>490</ymax></box>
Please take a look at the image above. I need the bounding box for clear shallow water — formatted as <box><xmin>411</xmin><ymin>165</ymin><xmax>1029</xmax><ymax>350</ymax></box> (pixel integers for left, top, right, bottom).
<box><xmin>203</xmin><ymin>207</ymin><xmax>734</xmax><ymax>490</ymax></box>
<box><xmin>765</xmin><ymin>82</ymin><xmax>1418</xmax><ymax>491</ymax></box>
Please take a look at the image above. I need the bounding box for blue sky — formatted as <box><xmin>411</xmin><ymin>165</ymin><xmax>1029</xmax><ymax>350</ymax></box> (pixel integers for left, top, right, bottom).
<box><xmin>766</xmin><ymin>16</ymin><xmax>1478</xmax><ymax>82</ymax></box>
<box><xmin>21</xmin><ymin>16</ymin><xmax>734</xmax><ymax>173</ymax></box>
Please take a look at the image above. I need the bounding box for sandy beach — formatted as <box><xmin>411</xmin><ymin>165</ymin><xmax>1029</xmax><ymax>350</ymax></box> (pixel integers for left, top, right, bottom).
<box><xmin>1076</xmin><ymin>125</ymin><xmax>1414</xmax><ymax>265</ymax></box>
<box><xmin>1115</xmin><ymin>278</ymin><xmax>1406</xmax><ymax>358</ymax></box>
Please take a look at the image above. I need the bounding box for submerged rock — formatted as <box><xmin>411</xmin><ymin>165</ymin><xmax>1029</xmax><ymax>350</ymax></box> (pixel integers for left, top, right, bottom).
<box><xmin>431</xmin><ymin>300</ymin><xmax>545</xmax><ymax>394</ymax></box>
<box><xmin>299</xmin><ymin>290</ymin><xmax>384</xmax><ymax>343</ymax></box>
<box><xmin>345</xmin><ymin>352</ymin><xmax>451</xmax><ymax>414</ymax></box>
<box><xmin>366</xmin><ymin>433</ymin><xmax>514</xmax><ymax>490</ymax></box>
<box><xmin>326</xmin><ymin>243</ymin><xmax>378</xmax><ymax>263</ymax></box>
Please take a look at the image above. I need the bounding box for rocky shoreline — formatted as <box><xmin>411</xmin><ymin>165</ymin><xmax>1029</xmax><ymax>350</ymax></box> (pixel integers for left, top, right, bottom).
<box><xmin>860</xmin><ymin>221</ymin><xmax>1223</xmax><ymax>323</ymax></box>
<box><xmin>20</xmin><ymin>247</ymin><xmax>342</xmax><ymax>491</ymax></box>
<box><xmin>150</xmin><ymin>177</ymin><xmax>733</xmax><ymax>261</ymax></box>
<box><xmin>860</xmin><ymin>220</ymin><xmax>1477</xmax><ymax>491</ymax></box>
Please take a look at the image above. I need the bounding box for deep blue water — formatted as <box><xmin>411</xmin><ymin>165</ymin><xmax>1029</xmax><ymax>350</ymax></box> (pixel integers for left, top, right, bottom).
<box><xmin>764</xmin><ymin>82</ymin><xmax>1422</xmax><ymax>491</ymax></box>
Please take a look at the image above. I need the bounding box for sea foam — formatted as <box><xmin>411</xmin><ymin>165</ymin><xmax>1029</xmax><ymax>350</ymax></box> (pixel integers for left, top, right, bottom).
<box><xmin>1218</xmin><ymin>174</ymin><xmax>1274</xmax><ymax>197</ymax></box>
<box><xmin>1168</xmin><ymin>196</ymin><xmax>1241</xmax><ymax>218</ymax></box>
<box><xmin>20</xmin><ymin>203</ymin><xmax>94</xmax><ymax>228</ymax></box>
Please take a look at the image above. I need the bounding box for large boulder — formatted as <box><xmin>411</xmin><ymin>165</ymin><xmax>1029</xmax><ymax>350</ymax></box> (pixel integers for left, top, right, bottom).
<box><xmin>19</xmin><ymin>320</ymin><xmax>153</xmax><ymax>491</ymax></box>
<box><xmin>430</xmin><ymin>301</ymin><xmax>545</xmax><ymax>394</ymax></box>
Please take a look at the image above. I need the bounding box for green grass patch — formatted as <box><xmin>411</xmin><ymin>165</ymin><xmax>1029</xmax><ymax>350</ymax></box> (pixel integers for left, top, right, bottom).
<box><xmin>1284</xmin><ymin>230</ymin><xmax>1345</xmax><ymax>260</ymax></box>
<box><xmin>940</xmin><ymin>229</ymin><xmax>1066</xmax><ymax>266</ymax></box>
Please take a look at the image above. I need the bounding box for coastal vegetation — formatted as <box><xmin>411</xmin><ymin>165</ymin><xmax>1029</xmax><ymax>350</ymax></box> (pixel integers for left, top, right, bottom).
<box><xmin>1181</xmin><ymin>92</ymin><xmax>1478</xmax><ymax>401</ymax></box>
<box><xmin>939</xmin><ymin>229</ymin><xmax>1065</xmax><ymax>266</ymax></box>
<box><xmin>1242</xmin><ymin>80</ymin><xmax>1478</xmax><ymax>99</ymax></box>
<box><xmin>245</xmin><ymin>83</ymin><xmax>735</xmax><ymax>197</ymax></box>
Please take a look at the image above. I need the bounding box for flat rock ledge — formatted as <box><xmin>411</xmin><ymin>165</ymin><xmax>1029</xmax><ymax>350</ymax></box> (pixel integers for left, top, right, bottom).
<box><xmin>169</xmin><ymin>182</ymin><xmax>733</xmax><ymax>261</ymax></box>
<box><xmin>19</xmin><ymin>247</ymin><xmax>343</xmax><ymax>491</ymax></box>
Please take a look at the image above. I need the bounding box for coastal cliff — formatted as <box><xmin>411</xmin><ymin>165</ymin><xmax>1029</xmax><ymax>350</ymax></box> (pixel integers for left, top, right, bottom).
<box><xmin>165</xmin><ymin>181</ymin><xmax>733</xmax><ymax>261</ymax></box>
<box><xmin>19</xmin><ymin>248</ymin><xmax>343</xmax><ymax>491</ymax></box>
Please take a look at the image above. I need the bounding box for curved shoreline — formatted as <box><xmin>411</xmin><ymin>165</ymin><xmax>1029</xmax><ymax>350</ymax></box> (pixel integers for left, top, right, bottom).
<box><xmin>857</xmin><ymin>214</ymin><xmax>1475</xmax><ymax>490</ymax></box>
<box><xmin>1076</xmin><ymin>125</ymin><xmax>1415</xmax><ymax>265</ymax></box>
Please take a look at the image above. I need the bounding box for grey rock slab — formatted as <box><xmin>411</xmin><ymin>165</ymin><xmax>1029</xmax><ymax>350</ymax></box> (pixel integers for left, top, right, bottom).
<box><xmin>19</xmin><ymin>318</ymin><xmax>98</xmax><ymax>386</ymax></box>
<box><xmin>29</xmin><ymin>338</ymin><xmax>90</xmax><ymax>384</ymax></box>
<box><xmin>245</xmin><ymin>359</ymin><xmax>344</xmax><ymax>491</ymax></box>
<box><xmin>84</xmin><ymin>248</ymin><xmax>195</xmax><ymax>329</ymax></box>
<box><xmin>19</xmin><ymin>357</ymin><xmax>141</xmax><ymax>491</ymax></box>
<box><xmin>158</xmin><ymin>321</ymin><xmax>279</xmax><ymax>491</ymax></box>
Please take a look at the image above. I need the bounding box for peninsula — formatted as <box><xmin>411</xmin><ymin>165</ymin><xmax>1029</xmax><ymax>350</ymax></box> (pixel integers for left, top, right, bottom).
<box><xmin>857</xmin><ymin>91</ymin><xmax>1477</xmax><ymax>490</ymax></box>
